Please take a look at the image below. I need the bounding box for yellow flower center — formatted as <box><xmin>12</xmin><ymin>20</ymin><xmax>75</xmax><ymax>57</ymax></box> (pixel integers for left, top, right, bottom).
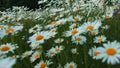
<box><xmin>98</xmin><ymin>38</ymin><xmax>102</xmax><ymax>43</ymax></box>
<box><xmin>106</xmin><ymin>48</ymin><xmax>116</xmax><ymax>56</ymax></box>
<box><xmin>56</xmin><ymin>48</ymin><xmax>60</xmax><ymax>51</ymax></box>
<box><xmin>86</xmin><ymin>25</ymin><xmax>94</xmax><ymax>30</ymax></box>
<box><xmin>40</xmin><ymin>63</ymin><xmax>47</xmax><ymax>68</ymax></box>
<box><xmin>36</xmin><ymin>35</ymin><xmax>44</xmax><ymax>41</ymax></box>
<box><xmin>68</xmin><ymin>65</ymin><xmax>74</xmax><ymax>68</ymax></box>
<box><xmin>34</xmin><ymin>53</ymin><xmax>40</xmax><ymax>59</ymax></box>
<box><xmin>76</xmin><ymin>37</ymin><xmax>82</xmax><ymax>41</ymax></box>
<box><xmin>2</xmin><ymin>16</ymin><xmax>8</xmax><ymax>19</ymax></box>
<box><xmin>51</xmin><ymin>29</ymin><xmax>55</xmax><ymax>32</ymax></box>
<box><xmin>93</xmin><ymin>51</ymin><xmax>100</xmax><ymax>56</ymax></box>
<box><xmin>1</xmin><ymin>45</ymin><xmax>10</xmax><ymax>51</ymax></box>
<box><xmin>5</xmin><ymin>28</ymin><xmax>14</xmax><ymax>33</ymax></box>
<box><xmin>71</xmin><ymin>30</ymin><xmax>78</xmax><ymax>34</ymax></box>
<box><xmin>74</xmin><ymin>17</ymin><xmax>79</xmax><ymax>21</ymax></box>
<box><xmin>50</xmin><ymin>21</ymin><xmax>57</xmax><ymax>25</ymax></box>
<box><xmin>50</xmin><ymin>51</ymin><xmax>55</xmax><ymax>55</ymax></box>
<box><xmin>105</xmin><ymin>15</ymin><xmax>110</xmax><ymax>18</ymax></box>
<box><xmin>91</xmin><ymin>32</ymin><xmax>96</xmax><ymax>35</ymax></box>
<box><xmin>0</xmin><ymin>26</ymin><xmax>4</xmax><ymax>28</ymax></box>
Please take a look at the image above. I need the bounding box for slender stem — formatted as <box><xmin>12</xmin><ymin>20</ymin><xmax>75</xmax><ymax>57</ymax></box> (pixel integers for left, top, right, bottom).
<box><xmin>83</xmin><ymin>45</ymin><xmax>88</xmax><ymax>68</ymax></box>
<box><xmin>107</xmin><ymin>65</ymin><xmax>111</xmax><ymax>68</ymax></box>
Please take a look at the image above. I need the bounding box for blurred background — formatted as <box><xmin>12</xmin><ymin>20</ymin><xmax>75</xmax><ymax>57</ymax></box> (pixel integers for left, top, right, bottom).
<box><xmin>0</xmin><ymin>0</ymin><xmax>50</xmax><ymax>11</ymax></box>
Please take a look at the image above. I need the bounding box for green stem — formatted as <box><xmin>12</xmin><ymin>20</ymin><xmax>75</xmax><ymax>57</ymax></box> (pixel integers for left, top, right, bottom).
<box><xmin>107</xmin><ymin>65</ymin><xmax>111</xmax><ymax>68</ymax></box>
<box><xmin>83</xmin><ymin>45</ymin><xmax>88</xmax><ymax>68</ymax></box>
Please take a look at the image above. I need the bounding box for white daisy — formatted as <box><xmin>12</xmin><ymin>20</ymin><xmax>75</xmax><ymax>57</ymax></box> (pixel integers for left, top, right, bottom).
<box><xmin>64</xmin><ymin>62</ymin><xmax>77</xmax><ymax>68</ymax></box>
<box><xmin>90</xmin><ymin>30</ymin><xmax>99</xmax><ymax>35</ymax></box>
<box><xmin>29</xmin><ymin>31</ymin><xmax>49</xmax><ymax>44</ymax></box>
<box><xmin>102</xmin><ymin>25</ymin><xmax>110</xmax><ymax>30</ymax></box>
<box><xmin>54</xmin><ymin>46</ymin><xmax>64</xmax><ymax>53</ymax></box>
<box><xmin>54</xmin><ymin>38</ymin><xmax>64</xmax><ymax>44</ymax></box>
<box><xmin>94</xmin><ymin>35</ymin><xmax>106</xmax><ymax>43</ymax></box>
<box><xmin>65</xmin><ymin>27</ymin><xmax>85</xmax><ymax>37</ymax></box>
<box><xmin>29</xmin><ymin>41</ymin><xmax>41</xmax><ymax>49</ymax></box>
<box><xmin>4</xmin><ymin>25</ymin><xmax>23</xmax><ymax>35</ymax></box>
<box><xmin>100</xmin><ymin>41</ymin><xmax>120</xmax><ymax>65</ymax></box>
<box><xmin>103</xmin><ymin>6</ymin><xmax>114</xmax><ymax>19</ymax></box>
<box><xmin>71</xmin><ymin>48</ymin><xmax>79</xmax><ymax>54</ymax></box>
<box><xmin>30</xmin><ymin>51</ymin><xmax>41</xmax><ymax>62</ymax></box>
<box><xmin>46</xmin><ymin>47</ymin><xmax>57</xmax><ymax>57</ymax></box>
<box><xmin>29</xmin><ymin>24</ymin><xmax>42</xmax><ymax>33</ymax></box>
<box><xmin>89</xmin><ymin>46</ymin><xmax>103</xmax><ymax>59</ymax></box>
<box><xmin>81</xmin><ymin>20</ymin><xmax>102</xmax><ymax>32</ymax></box>
<box><xmin>45</xmin><ymin>21</ymin><xmax>57</xmax><ymax>29</ymax></box>
<box><xmin>22</xmin><ymin>50</ymin><xmax>33</xmax><ymax>58</ymax></box>
<box><xmin>72</xmin><ymin>35</ymin><xmax>86</xmax><ymax>45</ymax></box>
<box><xmin>48</xmin><ymin>29</ymin><xmax>57</xmax><ymax>38</ymax></box>
<box><xmin>0</xmin><ymin>43</ymin><xmax>18</xmax><ymax>54</ymax></box>
<box><xmin>34</xmin><ymin>60</ymin><xmax>53</xmax><ymax>68</ymax></box>
<box><xmin>73</xmin><ymin>15</ymin><xmax>82</xmax><ymax>22</ymax></box>
<box><xmin>56</xmin><ymin>19</ymin><xmax>67</xmax><ymax>25</ymax></box>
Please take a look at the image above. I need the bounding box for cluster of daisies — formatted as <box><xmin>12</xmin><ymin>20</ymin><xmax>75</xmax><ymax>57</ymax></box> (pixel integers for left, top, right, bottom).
<box><xmin>89</xmin><ymin>41</ymin><xmax>120</xmax><ymax>65</ymax></box>
<box><xmin>0</xmin><ymin>25</ymin><xmax>23</xmax><ymax>39</ymax></box>
<box><xmin>0</xmin><ymin>0</ymin><xmax>120</xmax><ymax>68</ymax></box>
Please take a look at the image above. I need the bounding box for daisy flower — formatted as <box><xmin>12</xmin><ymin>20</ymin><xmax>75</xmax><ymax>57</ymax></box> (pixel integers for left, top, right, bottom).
<box><xmin>46</xmin><ymin>47</ymin><xmax>57</xmax><ymax>57</ymax></box>
<box><xmin>22</xmin><ymin>50</ymin><xmax>33</xmax><ymax>58</ymax></box>
<box><xmin>4</xmin><ymin>25</ymin><xmax>23</xmax><ymax>35</ymax></box>
<box><xmin>65</xmin><ymin>27</ymin><xmax>85</xmax><ymax>37</ymax></box>
<box><xmin>54</xmin><ymin>38</ymin><xmax>64</xmax><ymax>44</ymax></box>
<box><xmin>102</xmin><ymin>25</ymin><xmax>110</xmax><ymax>30</ymax></box>
<box><xmin>29</xmin><ymin>31</ymin><xmax>49</xmax><ymax>44</ymax></box>
<box><xmin>30</xmin><ymin>51</ymin><xmax>41</xmax><ymax>62</ymax></box>
<box><xmin>29</xmin><ymin>24</ymin><xmax>42</xmax><ymax>33</ymax></box>
<box><xmin>48</xmin><ymin>29</ymin><xmax>57</xmax><ymax>38</ymax></box>
<box><xmin>45</xmin><ymin>21</ymin><xmax>57</xmax><ymax>29</ymax></box>
<box><xmin>90</xmin><ymin>30</ymin><xmax>99</xmax><ymax>35</ymax></box>
<box><xmin>54</xmin><ymin>46</ymin><xmax>64</xmax><ymax>53</ymax></box>
<box><xmin>100</xmin><ymin>41</ymin><xmax>120</xmax><ymax>65</ymax></box>
<box><xmin>81</xmin><ymin>20</ymin><xmax>102</xmax><ymax>32</ymax></box>
<box><xmin>72</xmin><ymin>35</ymin><xmax>86</xmax><ymax>45</ymax></box>
<box><xmin>73</xmin><ymin>15</ymin><xmax>82</xmax><ymax>22</ymax></box>
<box><xmin>34</xmin><ymin>60</ymin><xmax>53</xmax><ymax>68</ymax></box>
<box><xmin>29</xmin><ymin>41</ymin><xmax>41</xmax><ymax>49</ymax></box>
<box><xmin>50</xmin><ymin>28</ymin><xmax>57</xmax><ymax>33</ymax></box>
<box><xmin>71</xmin><ymin>48</ymin><xmax>79</xmax><ymax>54</ymax></box>
<box><xmin>94</xmin><ymin>35</ymin><xmax>106</xmax><ymax>43</ymax></box>
<box><xmin>103</xmin><ymin>6</ymin><xmax>114</xmax><ymax>19</ymax></box>
<box><xmin>89</xmin><ymin>46</ymin><xmax>103</xmax><ymax>59</ymax></box>
<box><xmin>56</xmin><ymin>19</ymin><xmax>67</xmax><ymax>25</ymax></box>
<box><xmin>64</xmin><ymin>62</ymin><xmax>77</xmax><ymax>68</ymax></box>
<box><xmin>0</xmin><ymin>43</ymin><xmax>18</xmax><ymax>54</ymax></box>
